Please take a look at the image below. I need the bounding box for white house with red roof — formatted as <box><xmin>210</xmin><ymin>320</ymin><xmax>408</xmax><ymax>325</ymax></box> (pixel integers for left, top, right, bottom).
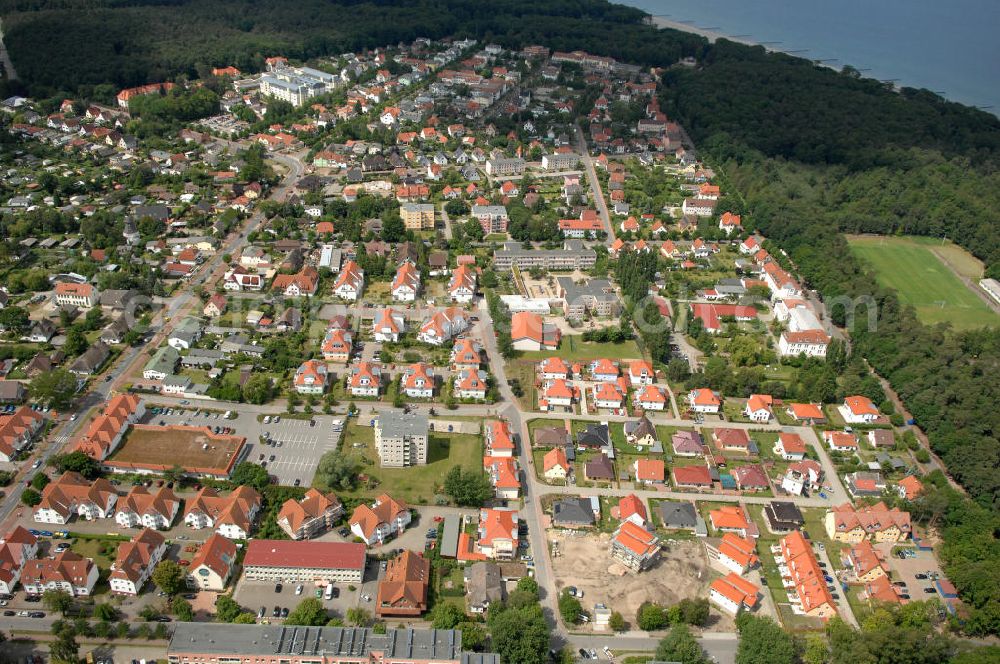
<box><xmin>592</xmin><ymin>382</ymin><xmax>625</xmax><ymax>410</ymax></box>
<box><xmin>417</xmin><ymin>308</ymin><xmax>469</xmax><ymax>346</ymax></box>
<box><xmin>633</xmin><ymin>384</ymin><xmax>668</xmax><ymax>411</ymax></box>
<box><xmin>618</xmin><ymin>494</ymin><xmax>647</xmax><ymax>527</ymax></box>
<box><xmin>348</xmin><ymin>362</ymin><xmax>382</xmax><ymax>397</ymax></box>
<box><xmin>454</xmin><ymin>369</ymin><xmax>488</xmax><ymax>400</ymax></box>
<box><xmin>486</xmin><ymin>420</ymin><xmax>515</xmax><ymax>457</ymax></box>
<box><xmin>540</xmin><ymin>379</ymin><xmax>576</xmax><ymax>411</ymax></box>
<box><xmin>538</xmin><ymin>357</ymin><xmax>571</xmax><ymax>381</ymax></box>
<box><xmin>294</xmin><ymin>359</ymin><xmax>330</xmax><ymax>395</ymax></box>
<box><xmin>823</xmin><ymin>430</ymin><xmax>859</xmax><ymax>453</ymax></box>
<box><xmin>744</xmin><ymin>394</ymin><xmax>773</xmax><ymax>422</ymax></box>
<box><xmin>774</xmin><ymin>432</ymin><xmax>807</xmax><ymax>461</ymax></box>
<box><xmin>391</xmin><ymin>262</ymin><xmax>421</xmax><ymax>302</ymax></box>
<box><xmin>401</xmin><ymin>363</ymin><xmax>435</xmax><ymax>399</ymax></box>
<box><xmin>709</xmin><ymin>573</ymin><xmax>759</xmax><ymax>615</ymax></box>
<box><xmin>0</xmin><ymin>526</ymin><xmax>38</xmax><ymax>594</ymax></box>
<box><xmin>688</xmin><ymin>388</ymin><xmax>721</xmax><ymax>414</ymax></box>
<box><xmin>628</xmin><ymin>360</ymin><xmax>655</xmax><ymax>386</ymax></box>
<box><xmin>109</xmin><ymin>528</ymin><xmax>167</xmax><ymax>595</ymax></box>
<box><xmin>476</xmin><ymin>508</ymin><xmax>519</xmax><ymax>560</ymax></box>
<box><xmin>609</xmin><ymin>521</ymin><xmax>661</xmax><ymax>572</ymax></box>
<box><xmin>839</xmin><ymin>395</ymin><xmax>880</xmax><ymax>424</ymax></box>
<box><xmin>448</xmin><ymin>265</ymin><xmax>477</xmax><ymax>303</ymax></box>
<box><xmin>590</xmin><ymin>358</ymin><xmax>619</xmax><ymax>382</ymax></box>
<box><xmin>373</xmin><ymin>308</ymin><xmax>406</xmax><ymax>343</ymax></box>
<box><xmin>718</xmin><ymin>212</ymin><xmax>742</xmax><ymax>235</ymax></box>
<box><xmin>333</xmin><ymin>260</ymin><xmax>365</xmax><ymax>300</ymax></box>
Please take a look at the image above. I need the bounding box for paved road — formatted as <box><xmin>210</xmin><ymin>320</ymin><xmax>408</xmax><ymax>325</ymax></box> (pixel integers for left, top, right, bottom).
<box><xmin>0</xmin><ymin>145</ymin><xmax>306</xmax><ymax>534</ymax></box>
<box><xmin>0</xmin><ymin>19</ymin><xmax>18</xmax><ymax>80</ymax></box>
<box><xmin>573</xmin><ymin>122</ymin><xmax>614</xmax><ymax>247</ymax></box>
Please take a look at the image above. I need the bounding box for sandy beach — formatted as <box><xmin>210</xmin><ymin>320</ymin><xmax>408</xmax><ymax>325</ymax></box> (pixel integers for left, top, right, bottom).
<box><xmin>649</xmin><ymin>15</ymin><xmax>772</xmax><ymax>51</ymax></box>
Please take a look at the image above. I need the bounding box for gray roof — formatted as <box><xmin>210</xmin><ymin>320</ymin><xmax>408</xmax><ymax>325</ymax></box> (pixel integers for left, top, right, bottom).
<box><xmin>465</xmin><ymin>561</ymin><xmax>504</xmax><ymax>609</ymax></box>
<box><xmin>553</xmin><ymin>498</ymin><xmax>595</xmax><ymax>526</ymax></box>
<box><xmin>557</xmin><ymin>276</ymin><xmax>619</xmax><ymax>308</ymax></box>
<box><xmin>658</xmin><ymin>501</ymin><xmax>697</xmax><ymax>529</ymax></box>
<box><xmin>440</xmin><ymin>515</ymin><xmax>461</xmax><ymax>559</ymax></box>
<box><xmin>377</xmin><ymin>409</ymin><xmax>429</xmax><ymax>439</ymax></box>
<box><xmin>168</xmin><ymin>624</ymin><xmax>494</xmax><ymax>663</ymax></box>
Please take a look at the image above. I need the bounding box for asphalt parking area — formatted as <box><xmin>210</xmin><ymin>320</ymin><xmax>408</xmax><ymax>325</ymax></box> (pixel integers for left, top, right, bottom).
<box><xmin>142</xmin><ymin>406</ymin><xmax>342</xmax><ymax>487</ymax></box>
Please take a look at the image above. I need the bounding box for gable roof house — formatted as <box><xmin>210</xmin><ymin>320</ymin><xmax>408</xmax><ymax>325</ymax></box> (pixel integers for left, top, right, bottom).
<box><xmin>21</xmin><ymin>550</ymin><xmax>99</xmax><ymax>597</ymax></box>
<box><xmin>464</xmin><ymin>561</ymin><xmax>505</xmax><ymax>614</ymax></box>
<box><xmin>115</xmin><ymin>486</ymin><xmax>180</xmax><ymax>530</ymax></box>
<box><xmin>277</xmin><ymin>489</ymin><xmax>345</xmax><ymax>540</ymax></box>
<box><xmin>349</xmin><ymin>494</ymin><xmax>411</xmax><ymax>546</ymax></box>
<box><xmin>109</xmin><ymin>528</ymin><xmax>167</xmax><ymax>595</ymax></box>
<box><xmin>34</xmin><ymin>472</ymin><xmax>118</xmax><ymax>524</ymax></box>
<box><xmin>183</xmin><ymin>486</ymin><xmax>262</xmax><ymax>540</ymax></box>
<box><xmin>609</xmin><ymin>521</ymin><xmax>661</xmax><ymax>572</ymax></box>
<box><xmin>0</xmin><ymin>526</ymin><xmax>38</xmax><ymax>595</ymax></box>
<box><xmin>186</xmin><ymin>533</ymin><xmax>238</xmax><ymax>592</ymax></box>
<box><xmin>375</xmin><ymin>550</ymin><xmax>430</xmax><ymax>617</ymax></box>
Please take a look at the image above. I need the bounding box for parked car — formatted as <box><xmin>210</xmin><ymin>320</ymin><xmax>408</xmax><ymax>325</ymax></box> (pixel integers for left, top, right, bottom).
<box><xmin>274</xmin><ymin>583</ymin><xmax>283</xmax><ymax>593</ymax></box>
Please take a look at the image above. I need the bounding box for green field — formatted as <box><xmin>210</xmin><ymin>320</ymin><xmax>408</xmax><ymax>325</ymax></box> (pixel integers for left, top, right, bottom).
<box><xmin>847</xmin><ymin>235</ymin><xmax>997</xmax><ymax>330</ymax></box>
<box><xmin>518</xmin><ymin>335</ymin><xmax>645</xmax><ymax>361</ymax></box>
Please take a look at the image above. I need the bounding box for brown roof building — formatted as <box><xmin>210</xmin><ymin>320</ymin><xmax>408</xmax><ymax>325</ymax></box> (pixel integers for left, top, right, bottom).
<box><xmin>277</xmin><ymin>489</ymin><xmax>345</xmax><ymax>540</ymax></box>
<box><xmin>375</xmin><ymin>550</ymin><xmax>430</xmax><ymax>617</ymax></box>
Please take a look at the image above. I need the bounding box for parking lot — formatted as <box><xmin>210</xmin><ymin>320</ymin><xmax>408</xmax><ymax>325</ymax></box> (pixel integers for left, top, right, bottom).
<box><xmin>143</xmin><ymin>405</ymin><xmax>342</xmax><ymax>486</ymax></box>
<box><xmin>233</xmin><ymin>557</ymin><xmax>384</xmax><ymax>622</ymax></box>
<box><xmin>878</xmin><ymin>543</ymin><xmax>948</xmax><ymax>601</ymax></box>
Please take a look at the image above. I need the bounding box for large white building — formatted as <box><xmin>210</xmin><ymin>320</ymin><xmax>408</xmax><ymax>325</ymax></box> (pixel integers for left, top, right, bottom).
<box><xmin>260</xmin><ymin>65</ymin><xmax>341</xmax><ymax>106</ymax></box>
<box><xmin>108</xmin><ymin>528</ymin><xmax>167</xmax><ymax>595</ymax></box>
<box><xmin>242</xmin><ymin>540</ymin><xmax>365</xmax><ymax>583</ymax></box>
<box><xmin>375</xmin><ymin>410</ymin><xmax>429</xmax><ymax>467</ymax></box>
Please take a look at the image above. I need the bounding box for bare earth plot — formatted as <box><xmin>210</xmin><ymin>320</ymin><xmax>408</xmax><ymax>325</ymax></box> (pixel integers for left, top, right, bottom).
<box><xmin>847</xmin><ymin>235</ymin><xmax>998</xmax><ymax>330</ymax></box>
<box><xmin>548</xmin><ymin>531</ymin><xmax>734</xmax><ymax>631</ymax></box>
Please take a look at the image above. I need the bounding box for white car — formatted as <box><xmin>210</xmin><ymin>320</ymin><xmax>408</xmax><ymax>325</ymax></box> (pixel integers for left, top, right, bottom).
<box><xmin>295</xmin><ymin>584</ymin><xmax>303</xmax><ymax>595</ymax></box>
<box><xmin>264</xmin><ymin>416</ymin><xmax>271</xmax><ymax>424</ymax></box>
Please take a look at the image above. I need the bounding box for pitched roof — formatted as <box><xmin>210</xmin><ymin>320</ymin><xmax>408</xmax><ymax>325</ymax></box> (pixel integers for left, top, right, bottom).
<box><xmin>376</xmin><ymin>550</ymin><xmax>429</xmax><ymax>611</ymax></box>
<box><xmin>277</xmin><ymin>489</ymin><xmax>342</xmax><ymax>533</ymax></box>
<box><xmin>543</xmin><ymin>447</ymin><xmax>569</xmax><ymax>473</ymax></box>
<box><xmin>110</xmin><ymin>528</ymin><xmax>165</xmax><ymax>584</ymax></box>
<box><xmin>188</xmin><ymin>533</ymin><xmax>237</xmax><ymax>580</ymax></box>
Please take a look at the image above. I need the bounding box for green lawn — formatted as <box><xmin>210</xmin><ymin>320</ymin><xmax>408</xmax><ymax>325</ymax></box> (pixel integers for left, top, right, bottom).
<box><xmin>847</xmin><ymin>235</ymin><xmax>998</xmax><ymax>330</ymax></box>
<box><xmin>330</xmin><ymin>422</ymin><xmax>483</xmax><ymax>505</ymax></box>
<box><xmin>518</xmin><ymin>336</ymin><xmax>645</xmax><ymax>362</ymax></box>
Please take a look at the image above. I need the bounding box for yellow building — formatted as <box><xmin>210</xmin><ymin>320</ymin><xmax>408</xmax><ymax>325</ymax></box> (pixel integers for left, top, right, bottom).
<box><xmin>825</xmin><ymin>502</ymin><xmax>910</xmax><ymax>544</ymax></box>
<box><xmin>401</xmin><ymin>203</ymin><xmax>435</xmax><ymax>230</ymax></box>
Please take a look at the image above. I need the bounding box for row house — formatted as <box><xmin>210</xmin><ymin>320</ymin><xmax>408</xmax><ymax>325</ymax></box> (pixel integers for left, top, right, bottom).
<box><xmin>21</xmin><ymin>551</ymin><xmax>98</xmax><ymax>597</ymax></box>
<box><xmin>824</xmin><ymin>502</ymin><xmax>911</xmax><ymax>543</ymax></box>
<box><xmin>35</xmin><ymin>472</ymin><xmax>118</xmax><ymax>524</ymax></box>
<box><xmin>115</xmin><ymin>485</ymin><xmax>180</xmax><ymax>530</ymax></box>
<box><xmin>0</xmin><ymin>407</ymin><xmax>44</xmax><ymax>463</ymax></box>
<box><xmin>776</xmin><ymin>531</ymin><xmax>837</xmax><ymax>619</ymax></box>
<box><xmin>72</xmin><ymin>394</ymin><xmax>145</xmax><ymax>461</ymax></box>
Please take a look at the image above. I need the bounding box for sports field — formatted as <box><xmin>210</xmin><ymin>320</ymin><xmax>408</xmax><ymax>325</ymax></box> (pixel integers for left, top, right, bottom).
<box><xmin>847</xmin><ymin>235</ymin><xmax>998</xmax><ymax>330</ymax></box>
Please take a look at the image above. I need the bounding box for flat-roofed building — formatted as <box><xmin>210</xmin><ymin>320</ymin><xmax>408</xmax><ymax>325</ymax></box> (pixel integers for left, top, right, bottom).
<box><xmin>375</xmin><ymin>410</ymin><xmax>429</xmax><ymax>467</ymax></box>
<box><xmin>166</xmin><ymin>624</ymin><xmax>499</xmax><ymax>664</ymax></box>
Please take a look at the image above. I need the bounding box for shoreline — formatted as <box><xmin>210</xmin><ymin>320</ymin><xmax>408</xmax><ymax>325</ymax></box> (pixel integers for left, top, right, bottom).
<box><xmin>648</xmin><ymin>15</ymin><xmax>846</xmax><ymax>74</ymax></box>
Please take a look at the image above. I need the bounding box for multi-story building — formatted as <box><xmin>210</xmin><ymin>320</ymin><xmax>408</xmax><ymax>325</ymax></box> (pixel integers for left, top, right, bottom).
<box><xmin>400</xmin><ymin>203</ymin><xmax>435</xmax><ymax>230</ymax></box>
<box><xmin>824</xmin><ymin>502</ymin><xmax>911</xmax><ymax>543</ymax></box>
<box><xmin>373</xmin><ymin>308</ymin><xmax>406</xmax><ymax>342</ymax></box>
<box><xmin>778</xmin><ymin>329</ymin><xmax>830</xmax><ymax>358</ymax></box>
<box><xmin>471</xmin><ymin>205</ymin><xmax>509</xmax><ymax>234</ymax></box>
<box><xmin>484</xmin><ymin>157</ymin><xmax>524</xmax><ymax>176</ymax></box>
<box><xmin>448</xmin><ymin>265</ymin><xmax>477</xmax><ymax>303</ymax></box>
<box><xmin>348</xmin><ymin>361</ymin><xmax>382</xmax><ymax>397</ymax></box>
<box><xmin>375</xmin><ymin>410</ymin><xmax>429</xmax><ymax>467</ymax></box>
<box><xmin>166</xmin><ymin>624</ymin><xmax>499</xmax><ymax>664</ymax></box>
<box><xmin>349</xmin><ymin>494</ymin><xmax>411</xmax><ymax>546</ymax></box>
<box><xmin>21</xmin><ymin>551</ymin><xmax>98</xmax><ymax>596</ymax></box>
<box><xmin>109</xmin><ymin>528</ymin><xmax>167</xmax><ymax>595</ymax></box>
<box><xmin>321</xmin><ymin>326</ymin><xmax>353</xmax><ymax>362</ymax></box>
<box><xmin>183</xmin><ymin>486</ymin><xmax>261</xmax><ymax>540</ymax></box>
<box><xmin>333</xmin><ymin>260</ymin><xmax>365</xmax><ymax>300</ymax></box>
<box><xmin>609</xmin><ymin>521</ymin><xmax>661</xmax><ymax>572</ymax></box>
<box><xmin>243</xmin><ymin>540</ymin><xmax>365</xmax><ymax>583</ymax></box>
<box><xmin>115</xmin><ymin>486</ymin><xmax>180</xmax><ymax>530</ymax></box>
<box><xmin>0</xmin><ymin>406</ymin><xmax>45</xmax><ymax>463</ymax></box>
<box><xmin>557</xmin><ymin>277</ymin><xmax>620</xmax><ymax>319</ymax></box>
<box><xmin>276</xmin><ymin>489</ymin><xmax>345</xmax><ymax>540</ymax></box>
<box><xmin>401</xmin><ymin>363</ymin><xmax>435</xmax><ymax>399</ymax></box>
<box><xmin>260</xmin><ymin>65</ymin><xmax>341</xmax><ymax>106</ymax></box>
<box><xmin>493</xmin><ymin>241</ymin><xmax>597</xmax><ymax>271</ymax></box>
<box><xmin>418</xmin><ymin>308</ymin><xmax>469</xmax><ymax>346</ymax></box>
<box><xmin>186</xmin><ymin>533</ymin><xmax>238</xmax><ymax>592</ymax></box>
<box><xmin>294</xmin><ymin>359</ymin><xmax>330</xmax><ymax>395</ymax></box>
